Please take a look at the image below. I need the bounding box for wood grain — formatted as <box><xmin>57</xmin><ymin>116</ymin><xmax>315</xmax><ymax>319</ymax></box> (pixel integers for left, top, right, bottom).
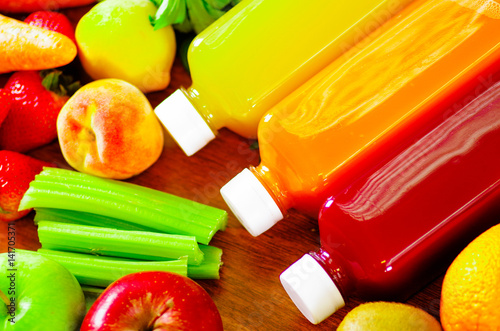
<box><xmin>0</xmin><ymin>5</ymin><xmax>445</xmax><ymax>330</ymax></box>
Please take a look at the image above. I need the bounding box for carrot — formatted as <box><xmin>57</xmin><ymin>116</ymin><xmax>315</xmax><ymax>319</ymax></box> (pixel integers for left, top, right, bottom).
<box><xmin>0</xmin><ymin>14</ymin><xmax>77</xmax><ymax>74</ymax></box>
<box><xmin>0</xmin><ymin>0</ymin><xmax>96</xmax><ymax>13</ymax></box>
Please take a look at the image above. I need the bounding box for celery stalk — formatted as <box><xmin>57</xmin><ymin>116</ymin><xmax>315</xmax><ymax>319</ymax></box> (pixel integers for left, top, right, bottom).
<box><xmin>37</xmin><ymin>221</ymin><xmax>204</xmax><ymax>265</ymax></box>
<box><xmin>34</xmin><ymin>209</ymin><xmax>224</xmax><ymax>279</ymax></box>
<box><xmin>34</xmin><ymin>207</ymin><xmax>155</xmax><ymax>232</ymax></box>
<box><xmin>35</xmin><ymin>249</ymin><xmax>188</xmax><ymax>287</ymax></box>
<box><xmin>81</xmin><ymin>285</ymin><xmax>104</xmax><ymax>312</ymax></box>
<box><xmin>188</xmin><ymin>245</ymin><xmax>223</xmax><ymax>279</ymax></box>
<box><xmin>36</xmin><ymin>167</ymin><xmax>227</xmax><ymax>230</ymax></box>
<box><xmin>29</xmin><ymin>170</ymin><xmax>226</xmax><ymax>235</ymax></box>
<box><xmin>81</xmin><ymin>285</ymin><xmax>104</xmax><ymax>295</ymax></box>
<box><xmin>19</xmin><ymin>167</ymin><xmax>227</xmax><ymax>244</ymax></box>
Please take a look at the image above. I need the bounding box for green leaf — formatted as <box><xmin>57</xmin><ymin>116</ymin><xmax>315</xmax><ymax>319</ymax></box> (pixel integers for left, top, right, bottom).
<box><xmin>152</xmin><ymin>0</ymin><xmax>239</xmax><ymax>33</ymax></box>
<box><xmin>249</xmin><ymin>140</ymin><xmax>259</xmax><ymax>150</ymax></box>
<box><xmin>173</xmin><ymin>17</ymin><xmax>194</xmax><ymax>33</ymax></box>
<box><xmin>186</xmin><ymin>0</ymin><xmax>217</xmax><ymax>34</ymax></box>
<box><xmin>41</xmin><ymin>70</ymin><xmax>62</xmax><ymax>92</ymax></box>
<box><xmin>204</xmin><ymin>0</ymin><xmax>232</xmax><ymax>10</ymax></box>
<box><xmin>40</xmin><ymin>69</ymin><xmax>81</xmax><ymax>97</ymax></box>
<box><xmin>150</xmin><ymin>0</ymin><xmax>187</xmax><ymax>30</ymax></box>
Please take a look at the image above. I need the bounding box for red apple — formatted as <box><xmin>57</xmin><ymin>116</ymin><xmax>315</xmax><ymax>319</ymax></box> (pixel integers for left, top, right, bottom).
<box><xmin>81</xmin><ymin>271</ymin><xmax>223</xmax><ymax>331</ymax></box>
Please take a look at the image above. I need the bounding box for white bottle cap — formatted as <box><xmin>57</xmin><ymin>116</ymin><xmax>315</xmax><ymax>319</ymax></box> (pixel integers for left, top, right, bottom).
<box><xmin>280</xmin><ymin>254</ymin><xmax>345</xmax><ymax>324</ymax></box>
<box><xmin>154</xmin><ymin>89</ymin><xmax>216</xmax><ymax>156</ymax></box>
<box><xmin>220</xmin><ymin>168</ymin><xmax>284</xmax><ymax>236</ymax></box>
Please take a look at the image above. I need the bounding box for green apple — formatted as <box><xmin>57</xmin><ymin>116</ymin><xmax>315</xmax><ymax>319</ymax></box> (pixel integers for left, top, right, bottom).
<box><xmin>0</xmin><ymin>250</ymin><xmax>85</xmax><ymax>330</ymax></box>
<box><xmin>76</xmin><ymin>0</ymin><xmax>176</xmax><ymax>93</ymax></box>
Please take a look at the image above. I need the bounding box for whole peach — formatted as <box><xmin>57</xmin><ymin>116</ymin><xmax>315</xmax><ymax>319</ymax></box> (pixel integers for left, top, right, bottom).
<box><xmin>57</xmin><ymin>79</ymin><xmax>164</xmax><ymax>179</ymax></box>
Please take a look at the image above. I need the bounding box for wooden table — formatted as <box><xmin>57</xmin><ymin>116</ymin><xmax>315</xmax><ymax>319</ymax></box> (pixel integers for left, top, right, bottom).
<box><xmin>0</xmin><ymin>4</ymin><xmax>444</xmax><ymax>330</ymax></box>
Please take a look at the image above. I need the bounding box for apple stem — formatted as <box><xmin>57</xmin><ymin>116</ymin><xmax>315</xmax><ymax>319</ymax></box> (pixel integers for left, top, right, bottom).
<box><xmin>0</xmin><ymin>288</ymin><xmax>10</xmax><ymax>307</ymax></box>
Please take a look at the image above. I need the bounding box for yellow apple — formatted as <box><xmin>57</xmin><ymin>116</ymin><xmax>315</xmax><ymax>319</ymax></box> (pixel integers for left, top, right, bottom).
<box><xmin>76</xmin><ymin>0</ymin><xmax>176</xmax><ymax>93</ymax></box>
<box><xmin>57</xmin><ymin>79</ymin><xmax>164</xmax><ymax>179</ymax></box>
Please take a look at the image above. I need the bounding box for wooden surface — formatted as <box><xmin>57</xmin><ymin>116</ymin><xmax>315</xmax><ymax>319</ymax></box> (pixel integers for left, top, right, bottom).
<box><xmin>0</xmin><ymin>4</ymin><xmax>444</xmax><ymax>330</ymax></box>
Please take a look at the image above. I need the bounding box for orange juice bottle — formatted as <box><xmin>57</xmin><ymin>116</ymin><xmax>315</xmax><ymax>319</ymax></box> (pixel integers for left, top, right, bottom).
<box><xmin>221</xmin><ymin>0</ymin><xmax>500</xmax><ymax>236</ymax></box>
<box><xmin>154</xmin><ymin>0</ymin><xmax>414</xmax><ymax>156</ymax></box>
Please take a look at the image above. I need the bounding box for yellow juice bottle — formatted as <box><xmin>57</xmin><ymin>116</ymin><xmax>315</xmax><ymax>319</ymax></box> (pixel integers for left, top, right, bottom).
<box><xmin>154</xmin><ymin>0</ymin><xmax>414</xmax><ymax>156</ymax></box>
<box><xmin>221</xmin><ymin>0</ymin><xmax>500</xmax><ymax>236</ymax></box>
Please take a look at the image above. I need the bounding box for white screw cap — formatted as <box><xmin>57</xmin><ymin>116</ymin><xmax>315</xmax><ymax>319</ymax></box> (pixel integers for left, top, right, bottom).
<box><xmin>220</xmin><ymin>168</ymin><xmax>283</xmax><ymax>236</ymax></box>
<box><xmin>280</xmin><ymin>254</ymin><xmax>345</xmax><ymax>324</ymax></box>
<box><xmin>154</xmin><ymin>89</ymin><xmax>216</xmax><ymax>156</ymax></box>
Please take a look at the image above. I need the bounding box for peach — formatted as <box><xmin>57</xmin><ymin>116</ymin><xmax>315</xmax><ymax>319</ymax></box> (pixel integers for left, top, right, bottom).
<box><xmin>57</xmin><ymin>79</ymin><xmax>164</xmax><ymax>179</ymax></box>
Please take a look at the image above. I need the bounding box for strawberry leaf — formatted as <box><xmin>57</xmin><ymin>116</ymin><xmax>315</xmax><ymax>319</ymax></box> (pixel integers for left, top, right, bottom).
<box><xmin>41</xmin><ymin>70</ymin><xmax>62</xmax><ymax>92</ymax></box>
<box><xmin>40</xmin><ymin>70</ymin><xmax>81</xmax><ymax>97</ymax></box>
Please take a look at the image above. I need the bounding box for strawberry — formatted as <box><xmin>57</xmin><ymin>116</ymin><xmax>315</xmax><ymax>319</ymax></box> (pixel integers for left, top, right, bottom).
<box><xmin>0</xmin><ymin>150</ymin><xmax>54</xmax><ymax>222</ymax></box>
<box><xmin>0</xmin><ymin>88</ymin><xmax>10</xmax><ymax>127</ymax></box>
<box><xmin>24</xmin><ymin>10</ymin><xmax>76</xmax><ymax>44</ymax></box>
<box><xmin>0</xmin><ymin>0</ymin><xmax>96</xmax><ymax>14</ymax></box>
<box><xmin>0</xmin><ymin>70</ymin><xmax>79</xmax><ymax>152</ymax></box>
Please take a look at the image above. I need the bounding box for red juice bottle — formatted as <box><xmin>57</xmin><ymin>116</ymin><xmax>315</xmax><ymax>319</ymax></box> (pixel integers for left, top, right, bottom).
<box><xmin>279</xmin><ymin>79</ymin><xmax>500</xmax><ymax>324</ymax></box>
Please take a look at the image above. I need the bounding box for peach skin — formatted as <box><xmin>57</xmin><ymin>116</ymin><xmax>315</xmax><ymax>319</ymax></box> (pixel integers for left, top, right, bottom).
<box><xmin>57</xmin><ymin>79</ymin><xmax>164</xmax><ymax>179</ymax></box>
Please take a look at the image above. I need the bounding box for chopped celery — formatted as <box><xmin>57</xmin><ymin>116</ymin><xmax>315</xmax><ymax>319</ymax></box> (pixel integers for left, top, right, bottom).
<box><xmin>189</xmin><ymin>245</ymin><xmax>223</xmax><ymax>279</ymax></box>
<box><xmin>33</xmin><ymin>207</ymin><xmax>224</xmax><ymax>279</ymax></box>
<box><xmin>81</xmin><ymin>285</ymin><xmax>104</xmax><ymax>295</ymax></box>
<box><xmin>81</xmin><ymin>285</ymin><xmax>104</xmax><ymax>312</ymax></box>
<box><xmin>34</xmin><ymin>207</ymin><xmax>155</xmax><ymax>232</ymax></box>
<box><xmin>38</xmin><ymin>167</ymin><xmax>227</xmax><ymax>230</ymax></box>
<box><xmin>37</xmin><ymin>221</ymin><xmax>204</xmax><ymax>265</ymax></box>
<box><xmin>19</xmin><ymin>167</ymin><xmax>227</xmax><ymax>244</ymax></box>
<box><xmin>35</xmin><ymin>249</ymin><xmax>188</xmax><ymax>287</ymax></box>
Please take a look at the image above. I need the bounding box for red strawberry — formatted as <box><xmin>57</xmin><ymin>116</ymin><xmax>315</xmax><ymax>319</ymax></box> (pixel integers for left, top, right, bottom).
<box><xmin>0</xmin><ymin>88</ymin><xmax>11</xmax><ymax>127</ymax></box>
<box><xmin>24</xmin><ymin>10</ymin><xmax>76</xmax><ymax>44</ymax></box>
<box><xmin>0</xmin><ymin>150</ymin><xmax>54</xmax><ymax>222</ymax></box>
<box><xmin>0</xmin><ymin>70</ymin><xmax>79</xmax><ymax>152</ymax></box>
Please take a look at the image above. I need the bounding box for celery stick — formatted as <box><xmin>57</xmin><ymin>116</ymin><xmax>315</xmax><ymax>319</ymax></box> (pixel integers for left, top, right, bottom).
<box><xmin>189</xmin><ymin>245</ymin><xmax>223</xmax><ymax>279</ymax></box>
<box><xmin>37</xmin><ymin>221</ymin><xmax>204</xmax><ymax>265</ymax></box>
<box><xmin>34</xmin><ymin>208</ymin><xmax>155</xmax><ymax>232</ymax></box>
<box><xmin>81</xmin><ymin>285</ymin><xmax>104</xmax><ymax>295</ymax></box>
<box><xmin>35</xmin><ymin>249</ymin><xmax>188</xmax><ymax>288</ymax></box>
<box><xmin>36</xmin><ymin>167</ymin><xmax>227</xmax><ymax>230</ymax></box>
<box><xmin>81</xmin><ymin>285</ymin><xmax>104</xmax><ymax>312</ymax></box>
<box><xmin>19</xmin><ymin>168</ymin><xmax>227</xmax><ymax>244</ymax></box>
<box><xmin>29</xmin><ymin>179</ymin><xmax>221</xmax><ymax>235</ymax></box>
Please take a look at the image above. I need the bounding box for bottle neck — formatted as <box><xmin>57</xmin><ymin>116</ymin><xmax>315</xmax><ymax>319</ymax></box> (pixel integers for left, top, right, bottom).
<box><xmin>184</xmin><ymin>85</ymin><xmax>224</xmax><ymax>132</ymax></box>
<box><xmin>309</xmin><ymin>248</ymin><xmax>352</xmax><ymax>300</ymax></box>
<box><xmin>250</xmin><ymin>164</ymin><xmax>290</xmax><ymax>212</ymax></box>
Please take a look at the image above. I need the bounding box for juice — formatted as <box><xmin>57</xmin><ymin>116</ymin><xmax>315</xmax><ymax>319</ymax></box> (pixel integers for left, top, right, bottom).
<box><xmin>221</xmin><ymin>0</ymin><xmax>500</xmax><ymax>236</ymax></box>
<box><xmin>280</xmin><ymin>78</ymin><xmax>500</xmax><ymax>325</ymax></box>
<box><xmin>154</xmin><ymin>0</ymin><xmax>414</xmax><ymax>155</ymax></box>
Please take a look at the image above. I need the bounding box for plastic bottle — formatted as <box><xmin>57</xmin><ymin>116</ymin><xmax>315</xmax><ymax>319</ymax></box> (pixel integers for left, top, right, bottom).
<box><xmin>279</xmin><ymin>76</ymin><xmax>500</xmax><ymax>324</ymax></box>
<box><xmin>220</xmin><ymin>0</ymin><xmax>500</xmax><ymax>236</ymax></box>
<box><xmin>153</xmin><ymin>0</ymin><xmax>415</xmax><ymax>156</ymax></box>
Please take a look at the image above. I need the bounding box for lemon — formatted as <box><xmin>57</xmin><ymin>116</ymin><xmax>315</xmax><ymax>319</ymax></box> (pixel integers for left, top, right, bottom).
<box><xmin>338</xmin><ymin>302</ymin><xmax>442</xmax><ymax>331</ymax></box>
<box><xmin>76</xmin><ymin>0</ymin><xmax>176</xmax><ymax>93</ymax></box>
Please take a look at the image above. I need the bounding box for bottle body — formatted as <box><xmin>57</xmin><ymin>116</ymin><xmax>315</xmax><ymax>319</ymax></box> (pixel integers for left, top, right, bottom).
<box><xmin>155</xmin><ymin>0</ymin><xmax>415</xmax><ymax>155</ymax></box>
<box><xmin>238</xmin><ymin>0</ymin><xmax>500</xmax><ymax>223</ymax></box>
<box><xmin>187</xmin><ymin>0</ymin><xmax>415</xmax><ymax>138</ymax></box>
<box><xmin>281</xmin><ymin>77</ymin><xmax>500</xmax><ymax>324</ymax></box>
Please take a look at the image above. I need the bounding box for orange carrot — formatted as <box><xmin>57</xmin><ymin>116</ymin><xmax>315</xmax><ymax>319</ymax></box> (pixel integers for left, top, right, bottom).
<box><xmin>0</xmin><ymin>0</ymin><xmax>96</xmax><ymax>13</ymax></box>
<box><xmin>0</xmin><ymin>14</ymin><xmax>77</xmax><ymax>74</ymax></box>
